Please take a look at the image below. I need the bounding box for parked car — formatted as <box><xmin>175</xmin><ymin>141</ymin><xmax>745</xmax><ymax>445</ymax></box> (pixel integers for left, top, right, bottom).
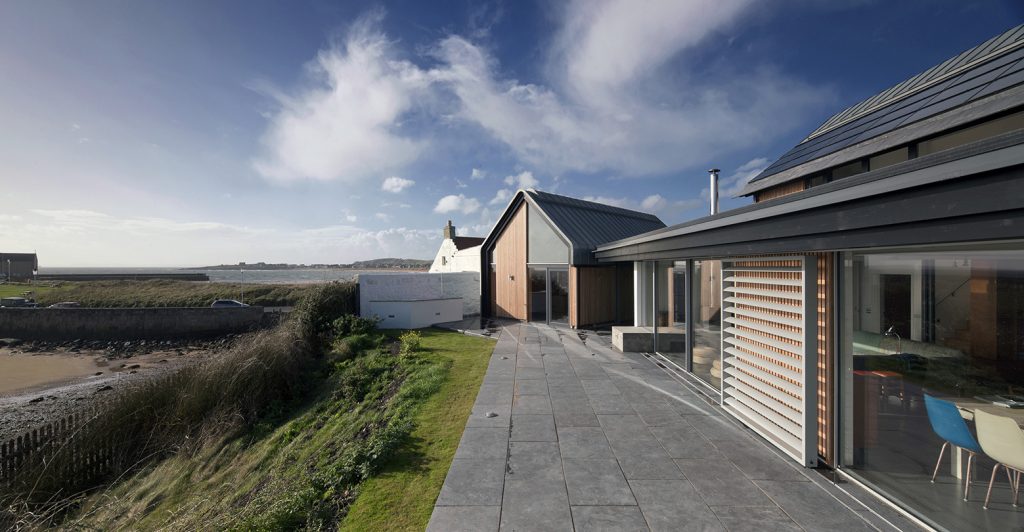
<box><xmin>48</xmin><ymin>301</ymin><xmax>81</xmax><ymax>308</ymax></box>
<box><xmin>211</xmin><ymin>299</ymin><xmax>249</xmax><ymax>308</ymax></box>
<box><xmin>0</xmin><ymin>297</ymin><xmax>37</xmax><ymax>308</ymax></box>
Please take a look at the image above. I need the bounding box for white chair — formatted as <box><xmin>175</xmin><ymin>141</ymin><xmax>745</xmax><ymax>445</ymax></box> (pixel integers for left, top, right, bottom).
<box><xmin>975</xmin><ymin>409</ymin><xmax>1024</xmax><ymax>509</ymax></box>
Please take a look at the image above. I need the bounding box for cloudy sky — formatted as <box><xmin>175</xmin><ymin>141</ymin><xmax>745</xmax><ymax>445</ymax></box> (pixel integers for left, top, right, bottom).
<box><xmin>0</xmin><ymin>1</ymin><xmax>1020</xmax><ymax>266</ymax></box>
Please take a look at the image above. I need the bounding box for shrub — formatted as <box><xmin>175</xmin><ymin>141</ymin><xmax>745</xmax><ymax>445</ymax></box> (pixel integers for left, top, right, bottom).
<box><xmin>398</xmin><ymin>331</ymin><xmax>422</xmax><ymax>357</ymax></box>
<box><xmin>293</xmin><ymin>282</ymin><xmax>359</xmax><ymax>352</ymax></box>
<box><xmin>332</xmin><ymin>314</ymin><xmax>379</xmax><ymax>338</ymax></box>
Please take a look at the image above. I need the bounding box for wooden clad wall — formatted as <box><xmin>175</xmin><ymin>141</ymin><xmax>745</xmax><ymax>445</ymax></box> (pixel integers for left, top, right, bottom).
<box><xmin>574</xmin><ymin>266</ymin><xmax>628</xmax><ymax>328</ymax></box>
<box><xmin>491</xmin><ymin>203</ymin><xmax>528</xmax><ymax>319</ymax></box>
<box><xmin>569</xmin><ymin>267</ymin><xmax>578</xmax><ymax>328</ymax></box>
<box><xmin>815</xmin><ymin>253</ymin><xmax>834</xmax><ymax>465</ymax></box>
<box><xmin>754</xmin><ymin>180</ymin><xmax>806</xmax><ymax>202</ymax></box>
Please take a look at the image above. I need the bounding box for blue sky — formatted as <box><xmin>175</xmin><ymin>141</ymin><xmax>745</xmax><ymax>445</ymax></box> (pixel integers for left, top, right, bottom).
<box><xmin>1</xmin><ymin>0</ymin><xmax>1021</xmax><ymax>266</ymax></box>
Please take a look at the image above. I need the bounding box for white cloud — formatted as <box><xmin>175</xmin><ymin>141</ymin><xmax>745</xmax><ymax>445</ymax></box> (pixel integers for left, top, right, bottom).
<box><xmin>470</xmin><ymin>168</ymin><xmax>486</xmax><ymax>180</ymax></box>
<box><xmin>719</xmin><ymin>157</ymin><xmax>769</xmax><ymax>197</ymax></box>
<box><xmin>489</xmin><ymin>188</ymin><xmax>512</xmax><ymax>205</ymax></box>
<box><xmin>503</xmin><ymin>170</ymin><xmax>539</xmax><ymax>189</ymax></box>
<box><xmin>434</xmin><ymin>194</ymin><xmax>482</xmax><ymax>214</ymax></box>
<box><xmin>253</xmin><ymin>11</ymin><xmax>433</xmax><ymax>183</ymax></box>
<box><xmin>381</xmin><ymin>176</ymin><xmax>415</xmax><ymax>193</ymax></box>
<box><xmin>374</xmin><ymin>212</ymin><xmax>390</xmax><ymax>222</ymax></box>
<box><xmin>582</xmin><ymin>195</ymin><xmax>701</xmax><ymax>218</ymax></box>
<box><xmin>431</xmin><ymin>0</ymin><xmax>830</xmax><ymax>175</ymax></box>
<box><xmin>7</xmin><ymin>210</ymin><xmax>439</xmax><ymax>266</ymax></box>
<box><xmin>640</xmin><ymin>194</ymin><xmax>668</xmax><ymax>212</ymax></box>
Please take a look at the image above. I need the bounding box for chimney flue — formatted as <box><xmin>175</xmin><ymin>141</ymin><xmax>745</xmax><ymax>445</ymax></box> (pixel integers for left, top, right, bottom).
<box><xmin>443</xmin><ymin>220</ymin><xmax>456</xmax><ymax>240</ymax></box>
<box><xmin>708</xmin><ymin>168</ymin><xmax>720</xmax><ymax>215</ymax></box>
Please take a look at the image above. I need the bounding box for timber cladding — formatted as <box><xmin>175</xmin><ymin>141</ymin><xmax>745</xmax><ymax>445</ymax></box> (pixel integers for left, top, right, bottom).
<box><xmin>574</xmin><ymin>266</ymin><xmax>624</xmax><ymax>327</ymax></box>
<box><xmin>491</xmin><ymin>203</ymin><xmax>528</xmax><ymax>319</ymax></box>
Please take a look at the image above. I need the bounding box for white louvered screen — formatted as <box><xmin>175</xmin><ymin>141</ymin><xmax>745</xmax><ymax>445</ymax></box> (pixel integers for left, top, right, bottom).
<box><xmin>720</xmin><ymin>257</ymin><xmax>818</xmax><ymax>466</ymax></box>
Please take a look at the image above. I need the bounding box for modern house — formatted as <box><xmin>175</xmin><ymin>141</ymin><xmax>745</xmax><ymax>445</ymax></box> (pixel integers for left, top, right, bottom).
<box><xmin>429</xmin><ymin>220</ymin><xmax>484</xmax><ymax>273</ymax></box>
<box><xmin>591</xmin><ymin>24</ymin><xmax>1024</xmax><ymax>531</ymax></box>
<box><xmin>480</xmin><ymin>189</ymin><xmax>665</xmax><ymax>328</ymax></box>
<box><xmin>0</xmin><ymin>253</ymin><xmax>38</xmax><ymax>281</ymax></box>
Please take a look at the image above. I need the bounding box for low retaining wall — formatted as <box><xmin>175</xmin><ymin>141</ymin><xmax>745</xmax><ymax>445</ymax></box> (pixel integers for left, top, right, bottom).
<box><xmin>358</xmin><ymin>272</ymin><xmax>480</xmax><ymax>318</ymax></box>
<box><xmin>0</xmin><ymin>307</ymin><xmax>265</xmax><ymax>340</ymax></box>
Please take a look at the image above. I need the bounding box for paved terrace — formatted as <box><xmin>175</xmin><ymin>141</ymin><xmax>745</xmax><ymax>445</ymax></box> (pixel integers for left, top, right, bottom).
<box><xmin>428</xmin><ymin>322</ymin><xmax>920</xmax><ymax>532</ymax></box>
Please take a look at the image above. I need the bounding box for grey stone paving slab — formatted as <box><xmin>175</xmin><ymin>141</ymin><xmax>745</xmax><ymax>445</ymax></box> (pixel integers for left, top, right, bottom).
<box><xmin>427</xmin><ymin>506</ymin><xmax>501</xmax><ymax>532</ymax></box>
<box><xmin>648</xmin><ymin>423</ymin><xmax>711</xmax><ymax>459</ymax></box>
<box><xmin>629</xmin><ymin>479</ymin><xmax>724</xmax><ymax>532</ymax></box>
<box><xmin>476</xmin><ymin>382</ymin><xmax>515</xmax><ymax>404</ymax></box>
<box><xmin>500</xmin><ymin>477</ymin><xmax>574</xmax><ymax>532</ymax></box>
<box><xmin>580</xmin><ymin>379</ymin><xmax>620</xmax><ymax>395</ymax></box>
<box><xmin>570</xmin><ymin>506</ymin><xmax>649</xmax><ymax>532</ymax></box>
<box><xmin>609</xmin><ymin>439</ymin><xmax>684</xmax><ymax>480</ymax></box>
<box><xmin>454</xmin><ymin>428</ymin><xmax>510</xmax><ymax>460</ymax></box>
<box><xmin>551</xmin><ymin>396</ymin><xmax>595</xmax><ymax>413</ymax></box>
<box><xmin>674</xmin><ymin>459</ymin><xmax>774</xmax><ymax>506</ymax></box>
<box><xmin>557</xmin><ymin>426</ymin><xmax>614</xmax><ymax>459</ymax></box>
<box><xmin>587</xmin><ymin>394</ymin><xmax>636</xmax><ymax>414</ymax></box>
<box><xmin>507</xmin><ymin>441</ymin><xmax>564</xmax><ymax>481</ymax></box>
<box><xmin>554</xmin><ymin>410</ymin><xmax>601</xmax><ymax>427</ymax></box>
<box><xmin>665</xmin><ymin>394</ymin><xmax>720</xmax><ymax>416</ymax></box>
<box><xmin>510</xmin><ymin>414</ymin><xmax>557</xmax><ymax>442</ymax></box>
<box><xmin>631</xmin><ymin>403</ymin><xmax>687</xmax><ymax>426</ymax></box>
<box><xmin>515</xmin><ymin>379</ymin><xmax>550</xmax><ymax>396</ymax></box>
<box><xmin>562</xmin><ymin>458</ymin><xmax>636</xmax><ymax>505</ymax></box>
<box><xmin>466</xmin><ymin>403</ymin><xmax>512</xmax><ymax>428</ymax></box>
<box><xmin>515</xmin><ymin>367</ymin><xmax>547</xmax><ymax>380</ymax></box>
<box><xmin>755</xmin><ymin>480</ymin><xmax>875</xmax><ymax>532</ymax></box>
<box><xmin>682</xmin><ymin>413</ymin><xmax>751</xmax><ymax>441</ymax></box>
<box><xmin>512</xmin><ymin>393</ymin><xmax>553</xmax><ymax>415</ymax></box>
<box><xmin>436</xmin><ymin>459</ymin><xmax>506</xmax><ymax>506</ymax></box>
<box><xmin>710</xmin><ymin>505</ymin><xmax>801</xmax><ymax>532</ymax></box>
<box><xmin>712</xmin><ymin>439</ymin><xmax>809</xmax><ymax>482</ymax></box>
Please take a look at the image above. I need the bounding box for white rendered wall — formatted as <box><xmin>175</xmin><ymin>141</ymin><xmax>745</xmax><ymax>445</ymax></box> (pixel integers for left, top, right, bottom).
<box><xmin>358</xmin><ymin>271</ymin><xmax>481</xmax><ymax>320</ymax></box>
<box><xmin>429</xmin><ymin>241</ymin><xmax>482</xmax><ymax>273</ymax></box>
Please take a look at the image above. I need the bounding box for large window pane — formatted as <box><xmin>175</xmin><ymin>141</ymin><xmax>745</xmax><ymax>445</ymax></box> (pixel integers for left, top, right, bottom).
<box><xmin>528</xmin><ymin>205</ymin><xmax>569</xmax><ymax>263</ymax></box>
<box><xmin>841</xmin><ymin>245</ymin><xmax>1024</xmax><ymax>531</ymax></box>
<box><xmin>655</xmin><ymin>261</ymin><xmax>687</xmax><ymax>368</ymax></box>
<box><xmin>692</xmin><ymin>260</ymin><xmax>722</xmax><ymax>390</ymax></box>
<box><xmin>550</xmin><ymin>269</ymin><xmax>569</xmax><ymax>323</ymax></box>
<box><xmin>529</xmin><ymin>267</ymin><xmax>546</xmax><ymax>322</ymax></box>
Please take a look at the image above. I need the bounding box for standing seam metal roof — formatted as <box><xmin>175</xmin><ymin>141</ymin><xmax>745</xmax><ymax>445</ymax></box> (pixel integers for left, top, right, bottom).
<box><xmin>484</xmin><ymin>189</ymin><xmax>666</xmax><ymax>265</ymax></box>
<box><xmin>746</xmin><ymin>23</ymin><xmax>1024</xmax><ymax>190</ymax></box>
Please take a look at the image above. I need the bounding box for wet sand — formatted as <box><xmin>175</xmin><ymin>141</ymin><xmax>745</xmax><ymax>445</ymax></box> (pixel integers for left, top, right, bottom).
<box><xmin>0</xmin><ymin>353</ymin><xmax>106</xmax><ymax>396</ymax></box>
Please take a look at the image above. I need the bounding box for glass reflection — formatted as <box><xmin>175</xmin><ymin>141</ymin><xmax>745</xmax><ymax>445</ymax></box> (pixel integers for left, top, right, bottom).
<box><xmin>692</xmin><ymin>260</ymin><xmax>722</xmax><ymax>389</ymax></box>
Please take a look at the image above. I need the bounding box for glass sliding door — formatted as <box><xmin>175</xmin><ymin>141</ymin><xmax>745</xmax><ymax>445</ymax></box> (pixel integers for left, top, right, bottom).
<box><xmin>529</xmin><ymin>267</ymin><xmax>547</xmax><ymax>322</ymax></box>
<box><xmin>840</xmin><ymin>244</ymin><xmax>1024</xmax><ymax>531</ymax></box>
<box><xmin>691</xmin><ymin>260</ymin><xmax>722</xmax><ymax>390</ymax></box>
<box><xmin>655</xmin><ymin>260</ymin><xmax>688</xmax><ymax>369</ymax></box>
<box><xmin>529</xmin><ymin>266</ymin><xmax>569</xmax><ymax>323</ymax></box>
<box><xmin>549</xmin><ymin>269</ymin><xmax>569</xmax><ymax>323</ymax></box>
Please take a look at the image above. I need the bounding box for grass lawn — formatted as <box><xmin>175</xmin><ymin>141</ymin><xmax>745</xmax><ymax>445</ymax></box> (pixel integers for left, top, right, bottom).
<box><xmin>0</xmin><ymin>283</ymin><xmax>55</xmax><ymax>299</ymax></box>
<box><xmin>340</xmin><ymin>328</ymin><xmax>495</xmax><ymax>531</ymax></box>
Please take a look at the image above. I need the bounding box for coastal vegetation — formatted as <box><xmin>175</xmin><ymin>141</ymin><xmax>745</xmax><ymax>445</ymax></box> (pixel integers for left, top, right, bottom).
<box><xmin>0</xmin><ymin>281</ymin><xmax>494</xmax><ymax>530</ymax></box>
<box><xmin>21</xmin><ymin>279</ymin><xmax>316</xmax><ymax>308</ymax></box>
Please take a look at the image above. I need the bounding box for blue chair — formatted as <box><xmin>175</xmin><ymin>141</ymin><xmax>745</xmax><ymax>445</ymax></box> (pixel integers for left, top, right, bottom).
<box><xmin>924</xmin><ymin>394</ymin><xmax>984</xmax><ymax>500</ymax></box>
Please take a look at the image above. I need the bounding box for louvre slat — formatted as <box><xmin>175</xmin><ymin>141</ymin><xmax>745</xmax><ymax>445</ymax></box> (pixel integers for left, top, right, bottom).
<box><xmin>724</xmin><ymin>357</ymin><xmax>802</xmax><ymax>396</ymax></box>
<box><xmin>723</xmin><ymin>286</ymin><xmax>803</xmax><ymax>301</ymax></box>
<box><xmin>725</xmin><ymin>327</ymin><xmax>803</xmax><ymax>357</ymax></box>
<box><xmin>723</xmin><ymin>267</ymin><xmax>802</xmax><ymax>273</ymax></box>
<box><xmin>724</xmin><ymin>306</ymin><xmax>802</xmax><ymax>328</ymax></box>
<box><xmin>724</xmin><ymin>398</ymin><xmax>803</xmax><ymax>455</ymax></box>
<box><xmin>724</xmin><ymin>276</ymin><xmax>803</xmax><ymax>286</ymax></box>
<box><xmin>724</xmin><ymin>297</ymin><xmax>803</xmax><ymax>316</ymax></box>
<box><xmin>724</xmin><ymin>347</ymin><xmax>801</xmax><ymax>382</ymax></box>
<box><xmin>724</xmin><ymin>385</ymin><xmax>803</xmax><ymax>436</ymax></box>
<box><xmin>724</xmin><ymin>316</ymin><xmax>802</xmax><ymax>341</ymax></box>
<box><xmin>725</xmin><ymin>336</ymin><xmax>802</xmax><ymax>365</ymax></box>
<box><xmin>724</xmin><ymin>374</ymin><xmax>802</xmax><ymax>413</ymax></box>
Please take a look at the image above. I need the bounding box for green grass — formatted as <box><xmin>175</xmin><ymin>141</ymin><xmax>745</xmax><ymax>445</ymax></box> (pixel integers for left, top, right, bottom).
<box><xmin>27</xmin><ymin>279</ymin><xmax>317</xmax><ymax>307</ymax></box>
<box><xmin>55</xmin><ymin>327</ymin><xmax>494</xmax><ymax>530</ymax></box>
<box><xmin>340</xmin><ymin>329</ymin><xmax>494</xmax><ymax>531</ymax></box>
<box><xmin>0</xmin><ymin>283</ymin><xmax>55</xmax><ymax>299</ymax></box>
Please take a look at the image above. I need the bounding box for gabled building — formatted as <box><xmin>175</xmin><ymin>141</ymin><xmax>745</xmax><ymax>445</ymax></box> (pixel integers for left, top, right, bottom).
<box><xmin>481</xmin><ymin>189</ymin><xmax>665</xmax><ymax>328</ymax></box>
<box><xmin>594</xmin><ymin>24</ymin><xmax>1024</xmax><ymax>531</ymax></box>
<box><xmin>0</xmin><ymin>253</ymin><xmax>38</xmax><ymax>281</ymax></box>
<box><xmin>429</xmin><ymin>220</ymin><xmax>484</xmax><ymax>273</ymax></box>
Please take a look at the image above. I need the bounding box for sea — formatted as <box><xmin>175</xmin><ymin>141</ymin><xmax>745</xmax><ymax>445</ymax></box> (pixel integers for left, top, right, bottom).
<box><xmin>37</xmin><ymin>267</ymin><xmax>405</xmax><ymax>284</ymax></box>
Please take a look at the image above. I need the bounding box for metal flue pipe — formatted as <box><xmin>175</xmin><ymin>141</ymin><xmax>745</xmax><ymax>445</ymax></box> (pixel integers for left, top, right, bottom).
<box><xmin>708</xmin><ymin>168</ymin><xmax>720</xmax><ymax>215</ymax></box>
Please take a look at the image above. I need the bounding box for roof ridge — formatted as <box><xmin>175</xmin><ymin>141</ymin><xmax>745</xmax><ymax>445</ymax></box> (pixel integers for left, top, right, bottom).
<box><xmin>527</xmin><ymin>189</ymin><xmax>660</xmax><ymax>221</ymax></box>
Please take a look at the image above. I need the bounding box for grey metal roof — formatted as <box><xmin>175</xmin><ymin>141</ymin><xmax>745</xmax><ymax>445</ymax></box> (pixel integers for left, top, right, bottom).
<box><xmin>525</xmin><ymin>190</ymin><xmax>665</xmax><ymax>263</ymax></box>
<box><xmin>482</xmin><ymin>189</ymin><xmax>665</xmax><ymax>265</ymax></box>
<box><xmin>745</xmin><ymin>23</ymin><xmax>1024</xmax><ymax>192</ymax></box>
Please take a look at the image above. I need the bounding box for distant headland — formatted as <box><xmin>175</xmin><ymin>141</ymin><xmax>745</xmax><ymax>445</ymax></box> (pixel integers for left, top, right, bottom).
<box><xmin>185</xmin><ymin>258</ymin><xmax>432</xmax><ymax>271</ymax></box>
